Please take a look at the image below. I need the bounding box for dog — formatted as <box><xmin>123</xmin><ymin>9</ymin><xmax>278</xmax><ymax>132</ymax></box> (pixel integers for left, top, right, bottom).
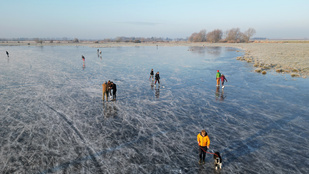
<box><xmin>213</xmin><ymin>152</ymin><xmax>222</xmax><ymax>170</ymax></box>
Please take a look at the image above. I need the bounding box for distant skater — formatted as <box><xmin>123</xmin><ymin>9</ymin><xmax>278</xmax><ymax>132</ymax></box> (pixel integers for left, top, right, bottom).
<box><xmin>6</xmin><ymin>51</ymin><xmax>9</xmax><ymax>57</ymax></box>
<box><xmin>216</xmin><ymin>70</ymin><xmax>221</xmax><ymax>86</ymax></box>
<box><xmin>220</xmin><ymin>74</ymin><xmax>228</xmax><ymax>88</ymax></box>
<box><xmin>82</xmin><ymin>55</ymin><xmax>85</xmax><ymax>69</ymax></box>
<box><xmin>102</xmin><ymin>81</ymin><xmax>108</xmax><ymax>101</ymax></box>
<box><xmin>111</xmin><ymin>82</ymin><xmax>117</xmax><ymax>100</ymax></box>
<box><xmin>154</xmin><ymin>71</ymin><xmax>160</xmax><ymax>86</ymax></box>
<box><xmin>149</xmin><ymin>69</ymin><xmax>154</xmax><ymax>80</ymax></box>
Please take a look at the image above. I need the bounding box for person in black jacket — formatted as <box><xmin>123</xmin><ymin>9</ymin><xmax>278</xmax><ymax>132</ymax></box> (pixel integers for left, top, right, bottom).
<box><xmin>155</xmin><ymin>71</ymin><xmax>160</xmax><ymax>86</ymax></box>
<box><xmin>111</xmin><ymin>82</ymin><xmax>117</xmax><ymax>100</ymax></box>
<box><xmin>149</xmin><ymin>69</ymin><xmax>154</xmax><ymax>80</ymax></box>
<box><xmin>6</xmin><ymin>51</ymin><xmax>9</xmax><ymax>57</ymax></box>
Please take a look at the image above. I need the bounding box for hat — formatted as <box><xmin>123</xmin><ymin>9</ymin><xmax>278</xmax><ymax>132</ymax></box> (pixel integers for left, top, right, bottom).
<box><xmin>217</xmin><ymin>70</ymin><xmax>219</xmax><ymax>72</ymax></box>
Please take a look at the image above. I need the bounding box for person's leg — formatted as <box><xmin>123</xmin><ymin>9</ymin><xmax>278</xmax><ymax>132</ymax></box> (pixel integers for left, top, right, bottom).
<box><xmin>158</xmin><ymin>79</ymin><xmax>160</xmax><ymax>84</ymax></box>
<box><xmin>199</xmin><ymin>148</ymin><xmax>203</xmax><ymax>163</ymax></box>
<box><xmin>202</xmin><ymin>147</ymin><xmax>207</xmax><ymax>162</ymax></box>
<box><xmin>216</xmin><ymin>78</ymin><xmax>220</xmax><ymax>86</ymax></box>
<box><xmin>155</xmin><ymin>80</ymin><xmax>157</xmax><ymax>84</ymax></box>
<box><xmin>113</xmin><ymin>91</ymin><xmax>116</xmax><ymax>99</ymax></box>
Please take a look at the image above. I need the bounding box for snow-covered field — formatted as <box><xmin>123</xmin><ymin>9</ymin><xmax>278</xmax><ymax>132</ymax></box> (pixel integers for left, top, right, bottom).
<box><xmin>1</xmin><ymin>46</ymin><xmax>308</xmax><ymax>173</ymax></box>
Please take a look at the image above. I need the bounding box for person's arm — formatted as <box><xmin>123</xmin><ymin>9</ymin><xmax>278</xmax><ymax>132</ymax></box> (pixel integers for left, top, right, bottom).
<box><xmin>206</xmin><ymin>136</ymin><xmax>210</xmax><ymax>148</ymax></box>
<box><xmin>197</xmin><ymin>134</ymin><xmax>200</xmax><ymax>146</ymax></box>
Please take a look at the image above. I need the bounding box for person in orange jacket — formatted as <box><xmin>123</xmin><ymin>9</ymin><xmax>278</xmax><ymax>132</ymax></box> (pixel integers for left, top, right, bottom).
<box><xmin>197</xmin><ymin>130</ymin><xmax>210</xmax><ymax>164</ymax></box>
<box><xmin>102</xmin><ymin>81</ymin><xmax>108</xmax><ymax>101</ymax></box>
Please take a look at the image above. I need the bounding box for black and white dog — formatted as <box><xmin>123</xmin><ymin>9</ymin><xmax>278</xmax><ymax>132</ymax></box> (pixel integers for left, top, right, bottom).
<box><xmin>213</xmin><ymin>152</ymin><xmax>222</xmax><ymax>170</ymax></box>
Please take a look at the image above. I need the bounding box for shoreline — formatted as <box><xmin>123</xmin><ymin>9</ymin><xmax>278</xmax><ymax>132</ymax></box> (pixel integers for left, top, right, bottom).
<box><xmin>1</xmin><ymin>41</ymin><xmax>308</xmax><ymax>78</ymax></box>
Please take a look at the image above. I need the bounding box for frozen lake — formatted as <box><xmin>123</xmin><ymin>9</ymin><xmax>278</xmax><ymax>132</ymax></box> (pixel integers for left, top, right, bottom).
<box><xmin>1</xmin><ymin>45</ymin><xmax>309</xmax><ymax>173</ymax></box>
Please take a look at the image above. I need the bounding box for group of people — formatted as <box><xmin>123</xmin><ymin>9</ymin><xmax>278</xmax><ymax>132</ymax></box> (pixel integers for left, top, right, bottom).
<box><xmin>149</xmin><ymin>69</ymin><xmax>160</xmax><ymax>86</ymax></box>
<box><xmin>216</xmin><ymin>70</ymin><xmax>228</xmax><ymax>88</ymax></box>
<box><xmin>102</xmin><ymin>80</ymin><xmax>117</xmax><ymax>101</ymax></box>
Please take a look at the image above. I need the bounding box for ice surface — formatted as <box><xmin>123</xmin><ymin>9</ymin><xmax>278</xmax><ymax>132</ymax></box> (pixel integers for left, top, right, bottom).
<box><xmin>0</xmin><ymin>46</ymin><xmax>309</xmax><ymax>173</ymax></box>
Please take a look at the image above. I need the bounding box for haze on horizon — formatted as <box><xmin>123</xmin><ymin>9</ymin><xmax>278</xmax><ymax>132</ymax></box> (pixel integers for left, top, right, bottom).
<box><xmin>1</xmin><ymin>0</ymin><xmax>308</xmax><ymax>40</ymax></box>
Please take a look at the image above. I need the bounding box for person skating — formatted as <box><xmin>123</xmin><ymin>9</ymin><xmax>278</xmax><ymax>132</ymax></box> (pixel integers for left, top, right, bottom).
<box><xmin>154</xmin><ymin>71</ymin><xmax>160</xmax><ymax>86</ymax></box>
<box><xmin>149</xmin><ymin>69</ymin><xmax>154</xmax><ymax>80</ymax></box>
<box><xmin>107</xmin><ymin>80</ymin><xmax>112</xmax><ymax>97</ymax></box>
<box><xmin>111</xmin><ymin>82</ymin><xmax>117</xmax><ymax>100</ymax></box>
<box><xmin>197</xmin><ymin>130</ymin><xmax>210</xmax><ymax>164</ymax></box>
<box><xmin>6</xmin><ymin>51</ymin><xmax>9</xmax><ymax>57</ymax></box>
<box><xmin>102</xmin><ymin>82</ymin><xmax>108</xmax><ymax>101</ymax></box>
<box><xmin>220</xmin><ymin>74</ymin><xmax>228</xmax><ymax>88</ymax></box>
<box><xmin>216</xmin><ymin>70</ymin><xmax>221</xmax><ymax>86</ymax></box>
<box><xmin>82</xmin><ymin>55</ymin><xmax>85</xmax><ymax>62</ymax></box>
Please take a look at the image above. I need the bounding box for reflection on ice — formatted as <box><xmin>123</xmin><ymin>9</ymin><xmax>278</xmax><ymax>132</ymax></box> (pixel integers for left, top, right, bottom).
<box><xmin>0</xmin><ymin>46</ymin><xmax>308</xmax><ymax>173</ymax></box>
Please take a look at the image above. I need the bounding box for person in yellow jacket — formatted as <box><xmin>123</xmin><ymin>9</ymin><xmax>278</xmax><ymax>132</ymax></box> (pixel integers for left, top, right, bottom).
<box><xmin>197</xmin><ymin>130</ymin><xmax>210</xmax><ymax>164</ymax></box>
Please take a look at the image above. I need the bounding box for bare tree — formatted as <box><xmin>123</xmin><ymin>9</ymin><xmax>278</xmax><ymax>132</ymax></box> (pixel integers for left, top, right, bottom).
<box><xmin>73</xmin><ymin>38</ymin><xmax>79</xmax><ymax>43</ymax></box>
<box><xmin>188</xmin><ymin>32</ymin><xmax>198</xmax><ymax>42</ymax></box>
<box><xmin>243</xmin><ymin>28</ymin><xmax>256</xmax><ymax>42</ymax></box>
<box><xmin>188</xmin><ymin>30</ymin><xmax>207</xmax><ymax>42</ymax></box>
<box><xmin>34</xmin><ymin>38</ymin><xmax>43</xmax><ymax>44</ymax></box>
<box><xmin>225</xmin><ymin>28</ymin><xmax>243</xmax><ymax>43</ymax></box>
<box><xmin>206</xmin><ymin>29</ymin><xmax>223</xmax><ymax>43</ymax></box>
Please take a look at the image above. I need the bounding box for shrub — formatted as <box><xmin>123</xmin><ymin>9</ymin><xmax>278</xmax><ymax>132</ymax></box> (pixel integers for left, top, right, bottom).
<box><xmin>291</xmin><ymin>73</ymin><xmax>300</xmax><ymax>77</ymax></box>
<box><xmin>255</xmin><ymin>68</ymin><xmax>262</xmax><ymax>73</ymax></box>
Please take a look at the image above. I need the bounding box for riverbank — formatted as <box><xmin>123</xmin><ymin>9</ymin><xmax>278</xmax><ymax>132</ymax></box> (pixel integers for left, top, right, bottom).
<box><xmin>1</xmin><ymin>41</ymin><xmax>308</xmax><ymax>78</ymax></box>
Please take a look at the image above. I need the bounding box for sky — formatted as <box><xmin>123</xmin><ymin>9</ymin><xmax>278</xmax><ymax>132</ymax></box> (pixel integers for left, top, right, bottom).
<box><xmin>0</xmin><ymin>0</ymin><xmax>309</xmax><ymax>39</ymax></box>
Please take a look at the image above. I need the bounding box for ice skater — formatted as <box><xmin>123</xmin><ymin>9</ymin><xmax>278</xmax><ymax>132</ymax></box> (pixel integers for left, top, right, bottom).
<box><xmin>149</xmin><ymin>69</ymin><xmax>154</xmax><ymax>80</ymax></box>
<box><xmin>82</xmin><ymin>55</ymin><xmax>85</xmax><ymax>62</ymax></box>
<box><xmin>220</xmin><ymin>74</ymin><xmax>228</xmax><ymax>88</ymax></box>
<box><xmin>197</xmin><ymin>130</ymin><xmax>210</xmax><ymax>164</ymax></box>
<box><xmin>6</xmin><ymin>51</ymin><xmax>9</xmax><ymax>57</ymax></box>
<box><xmin>102</xmin><ymin>81</ymin><xmax>108</xmax><ymax>101</ymax></box>
<box><xmin>154</xmin><ymin>71</ymin><xmax>160</xmax><ymax>86</ymax></box>
<box><xmin>216</xmin><ymin>70</ymin><xmax>221</xmax><ymax>87</ymax></box>
<box><xmin>111</xmin><ymin>82</ymin><xmax>117</xmax><ymax>100</ymax></box>
<box><xmin>82</xmin><ymin>55</ymin><xmax>85</xmax><ymax>69</ymax></box>
<box><xmin>107</xmin><ymin>80</ymin><xmax>112</xmax><ymax>97</ymax></box>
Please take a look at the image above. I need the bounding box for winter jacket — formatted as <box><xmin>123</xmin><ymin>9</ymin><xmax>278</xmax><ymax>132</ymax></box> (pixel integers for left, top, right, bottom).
<box><xmin>216</xmin><ymin>72</ymin><xmax>221</xmax><ymax>79</ymax></box>
<box><xmin>112</xmin><ymin>84</ymin><xmax>117</xmax><ymax>92</ymax></box>
<box><xmin>197</xmin><ymin>133</ymin><xmax>210</xmax><ymax>147</ymax></box>
<box><xmin>102</xmin><ymin>83</ymin><xmax>107</xmax><ymax>92</ymax></box>
<box><xmin>155</xmin><ymin>73</ymin><xmax>160</xmax><ymax>80</ymax></box>
<box><xmin>220</xmin><ymin>75</ymin><xmax>227</xmax><ymax>82</ymax></box>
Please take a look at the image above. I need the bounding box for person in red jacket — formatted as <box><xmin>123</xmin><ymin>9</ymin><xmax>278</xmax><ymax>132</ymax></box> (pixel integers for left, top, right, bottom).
<box><xmin>220</xmin><ymin>74</ymin><xmax>228</xmax><ymax>88</ymax></box>
<box><xmin>197</xmin><ymin>130</ymin><xmax>210</xmax><ymax>164</ymax></box>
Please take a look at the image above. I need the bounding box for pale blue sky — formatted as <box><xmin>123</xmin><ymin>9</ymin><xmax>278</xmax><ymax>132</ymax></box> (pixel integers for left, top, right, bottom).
<box><xmin>1</xmin><ymin>0</ymin><xmax>308</xmax><ymax>39</ymax></box>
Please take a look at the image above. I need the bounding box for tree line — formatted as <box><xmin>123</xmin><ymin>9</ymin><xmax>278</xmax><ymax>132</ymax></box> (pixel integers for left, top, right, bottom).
<box><xmin>188</xmin><ymin>28</ymin><xmax>256</xmax><ymax>43</ymax></box>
